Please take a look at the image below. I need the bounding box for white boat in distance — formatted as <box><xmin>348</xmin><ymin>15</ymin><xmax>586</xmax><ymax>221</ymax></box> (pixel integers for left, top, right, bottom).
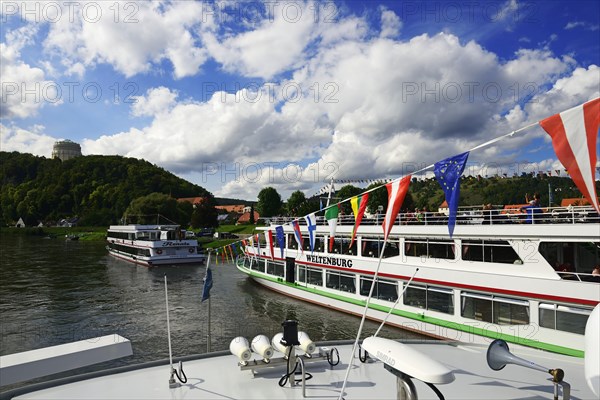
<box><xmin>106</xmin><ymin>224</ymin><xmax>205</xmax><ymax>266</ymax></box>
<box><xmin>237</xmin><ymin>205</ymin><xmax>600</xmax><ymax>358</ymax></box>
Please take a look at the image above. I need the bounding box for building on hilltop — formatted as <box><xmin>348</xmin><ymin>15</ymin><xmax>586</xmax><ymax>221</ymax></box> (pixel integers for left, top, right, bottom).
<box><xmin>52</xmin><ymin>140</ymin><xmax>82</xmax><ymax>161</ymax></box>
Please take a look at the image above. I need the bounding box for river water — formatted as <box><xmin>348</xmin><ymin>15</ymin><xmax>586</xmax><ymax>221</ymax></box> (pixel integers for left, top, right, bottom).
<box><xmin>0</xmin><ymin>235</ymin><xmax>422</xmax><ymax>374</ymax></box>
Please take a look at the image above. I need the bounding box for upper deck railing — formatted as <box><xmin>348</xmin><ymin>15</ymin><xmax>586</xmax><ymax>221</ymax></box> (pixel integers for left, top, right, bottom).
<box><xmin>265</xmin><ymin>205</ymin><xmax>600</xmax><ymax>227</ymax></box>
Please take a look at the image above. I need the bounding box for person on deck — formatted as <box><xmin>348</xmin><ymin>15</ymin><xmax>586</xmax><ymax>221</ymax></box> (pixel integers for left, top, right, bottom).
<box><xmin>522</xmin><ymin>193</ymin><xmax>542</xmax><ymax>223</ymax></box>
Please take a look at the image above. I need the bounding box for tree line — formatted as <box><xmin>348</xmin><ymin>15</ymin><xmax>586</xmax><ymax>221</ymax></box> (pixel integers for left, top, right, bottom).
<box><xmin>0</xmin><ymin>152</ymin><xmax>216</xmax><ymax>227</ymax></box>
<box><xmin>256</xmin><ymin>175</ymin><xmax>595</xmax><ymax>218</ymax></box>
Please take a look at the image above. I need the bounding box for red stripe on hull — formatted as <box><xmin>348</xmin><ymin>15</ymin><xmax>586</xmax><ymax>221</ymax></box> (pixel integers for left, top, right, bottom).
<box><xmin>249</xmin><ymin>254</ymin><xmax>598</xmax><ymax>307</ymax></box>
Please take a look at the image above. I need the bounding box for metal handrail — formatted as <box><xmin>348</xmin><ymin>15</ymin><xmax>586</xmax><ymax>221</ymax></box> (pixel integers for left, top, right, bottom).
<box><xmin>265</xmin><ymin>205</ymin><xmax>599</xmax><ymax>227</ymax></box>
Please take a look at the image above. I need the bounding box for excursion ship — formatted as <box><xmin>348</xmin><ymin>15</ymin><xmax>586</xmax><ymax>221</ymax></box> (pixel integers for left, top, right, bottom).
<box><xmin>237</xmin><ymin>206</ymin><xmax>600</xmax><ymax>357</ymax></box>
<box><xmin>106</xmin><ymin>224</ymin><xmax>205</xmax><ymax>266</ymax></box>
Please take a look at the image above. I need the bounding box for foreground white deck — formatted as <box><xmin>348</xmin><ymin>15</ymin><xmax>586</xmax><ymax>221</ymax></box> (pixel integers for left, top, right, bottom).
<box><xmin>6</xmin><ymin>340</ymin><xmax>596</xmax><ymax>400</ymax></box>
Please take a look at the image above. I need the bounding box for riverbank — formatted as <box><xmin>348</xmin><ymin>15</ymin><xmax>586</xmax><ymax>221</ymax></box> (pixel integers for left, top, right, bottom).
<box><xmin>0</xmin><ymin>224</ymin><xmax>262</xmax><ymax>248</ymax></box>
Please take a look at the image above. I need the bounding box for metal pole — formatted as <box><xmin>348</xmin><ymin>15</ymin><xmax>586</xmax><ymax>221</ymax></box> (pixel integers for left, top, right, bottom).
<box><xmin>207</xmin><ymin>296</ymin><xmax>211</xmax><ymax>352</ymax></box>
<box><xmin>206</xmin><ymin>253</ymin><xmax>212</xmax><ymax>353</ymax></box>
<box><xmin>326</xmin><ymin>178</ymin><xmax>334</xmax><ymax>207</ymax></box>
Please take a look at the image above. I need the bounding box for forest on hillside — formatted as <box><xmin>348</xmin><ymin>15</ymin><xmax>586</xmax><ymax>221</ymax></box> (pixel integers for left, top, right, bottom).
<box><xmin>0</xmin><ymin>152</ymin><xmax>212</xmax><ymax>226</ymax></box>
<box><xmin>1</xmin><ymin>151</ymin><xmax>596</xmax><ymax>227</ymax></box>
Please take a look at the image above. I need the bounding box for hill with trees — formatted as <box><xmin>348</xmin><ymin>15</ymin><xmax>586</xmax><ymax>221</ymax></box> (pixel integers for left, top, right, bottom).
<box><xmin>0</xmin><ymin>152</ymin><xmax>213</xmax><ymax>227</ymax></box>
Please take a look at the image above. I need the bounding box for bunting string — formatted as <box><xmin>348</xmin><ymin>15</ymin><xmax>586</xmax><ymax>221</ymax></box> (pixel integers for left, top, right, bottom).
<box><xmin>207</xmin><ymin>98</ymin><xmax>599</xmax><ymax>253</ymax></box>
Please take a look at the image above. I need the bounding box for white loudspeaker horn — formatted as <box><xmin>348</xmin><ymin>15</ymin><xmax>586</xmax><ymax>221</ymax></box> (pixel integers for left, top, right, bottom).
<box><xmin>229</xmin><ymin>337</ymin><xmax>252</xmax><ymax>365</ymax></box>
<box><xmin>271</xmin><ymin>332</ymin><xmax>288</xmax><ymax>355</ymax></box>
<box><xmin>297</xmin><ymin>331</ymin><xmax>316</xmax><ymax>355</ymax></box>
<box><xmin>251</xmin><ymin>335</ymin><xmax>274</xmax><ymax>361</ymax></box>
<box><xmin>486</xmin><ymin>339</ymin><xmax>564</xmax><ymax>383</ymax></box>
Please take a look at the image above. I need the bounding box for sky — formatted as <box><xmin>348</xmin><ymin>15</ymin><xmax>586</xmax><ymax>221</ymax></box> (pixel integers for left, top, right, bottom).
<box><xmin>1</xmin><ymin>0</ymin><xmax>599</xmax><ymax>201</ymax></box>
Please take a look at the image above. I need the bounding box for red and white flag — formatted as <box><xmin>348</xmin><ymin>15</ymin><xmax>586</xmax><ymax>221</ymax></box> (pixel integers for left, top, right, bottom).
<box><xmin>382</xmin><ymin>175</ymin><xmax>411</xmax><ymax>241</ymax></box>
<box><xmin>539</xmin><ymin>98</ymin><xmax>600</xmax><ymax>212</ymax></box>
<box><xmin>265</xmin><ymin>230</ymin><xmax>275</xmax><ymax>260</ymax></box>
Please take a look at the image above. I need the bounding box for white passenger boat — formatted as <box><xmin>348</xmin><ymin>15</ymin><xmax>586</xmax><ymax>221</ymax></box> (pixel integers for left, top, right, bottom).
<box><xmin>237</xmin><ymin>206</ymin><xmax>600</xmax><ymax>358</ymax></box>
<box><xmin>106</xmin><ymin>224</ymin><xmax>205</xmax><ymax>266</ymax></box>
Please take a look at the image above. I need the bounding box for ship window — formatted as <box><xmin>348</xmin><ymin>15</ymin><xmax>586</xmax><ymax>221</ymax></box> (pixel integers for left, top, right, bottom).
<box><xmin>360</xmin><ymin>277</ymin><xmax>398</xmax><ymax>302</ymax></box>
<box><xmin>330</xmin><ymin>237</ymin><xmax>357</xmax><ymax>256</ymax></box>
<box><xmin>306</xmin><ymin>267</ymin><xmax>323</xmax><ymax>286</ymax></box>
<box><xmin>539</xmin><ymin>303</ymin><xmax>591</xmax><ymax>335</ymax></box>
<box><xmin>362</xmin><ymin>238</ymin><xmax>399</xmax><ymax>258</ymax></box>
<box><xmin>405</xmin><ymin>238</ymin><xmax>454</xmax><ymax>260</ymax></box>
<box><xmin>302</xmin><ymin>237</ymin><xmax>324</xmax><ymax>252</ymax></box>
<box><xmin>266</xmin><ymin>261</ymin><xmax>284</xmax><ymax>277</ymax></box>
<box><xmin>326</xmin><ymin>271</ymin><xmax>356</xmax><ymax>294</ymax></box>
<box><xmin>462</xmin><ymin>240</ymin><xmax>522</xmax><ymax>264</ymax></box>
<box><xmin>288</xmin><ymin>234</ymin><xmax>299</xmax><ymax>250</ymax></box>
<box><xmin>403</xmin><ymin>284</ymin><xmax>454</xmax><ymax>314</ymax></box>
<box><xmin>539</xmin><ymin>241</ymin><xmax>600</xmax><ymax>274</ymax></box>
<box><xmin>297</xmin><ymin>265</ymin><xmax>306</xmax><ymax>283</ymax></box>
<box><xmin>461</xmin><ymin>292</ymin><xmax>529</xmax><ymax>325</ymax></box>
<box><xmin>492</xmin><ymin>296</ymin><xmax>529</xmax><ymax>325</ymax></box>
<box><xmin>250</xmin><ymin>258</ymin><xmax>264</xmax><ymax>272</ymax></box>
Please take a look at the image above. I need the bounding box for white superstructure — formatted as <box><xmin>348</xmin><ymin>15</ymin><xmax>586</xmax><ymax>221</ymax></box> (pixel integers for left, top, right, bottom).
<box><xmin>106</xmin><ymin>225</ymin><xmax>205</xmax><ymax>266</ymax></box>
<box><xmin>238</xmin><ymin>206</ymin><xmax>600</xmax><ymax>357</ymax></box>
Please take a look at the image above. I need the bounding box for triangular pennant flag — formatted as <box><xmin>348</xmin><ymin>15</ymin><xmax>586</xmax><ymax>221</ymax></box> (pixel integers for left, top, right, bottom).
<box><xmin>382</xmin><ymin>175</ymin><xmax>411</xmax><ymax>241</ymax></box>
<box><xmin>434</xmin><ymin>152</ymin><xmax>469</xmax><ymax>237</ymax></box>
<box><xmin>539</xmin><ymin>98</ymin><xmax>600</xmax><ymax>212</ymax></box>
<box><xmin>215</xmin><ymin>249</ymin><xmax>219</xmax><ymax>265</ymax></box>
<box><xmin>292</xmin><ymin>220</ymin><xmax>303</xmax><ymax>252</ymax></box>
<box><xmin>265</xmin><ymin>230</ymin><xmax>275</xmax><ymax>260</ymax></box>
<box><xmin>304</xmin><ymin>213</ymin><xmax>317</xmax><ymax>253</ymax></box>
<box><xmin>275</xmin><ymin>226</ymin><xmax>285</xmax><ymax>259</ymax></box>
<box><xmin>254</xmin><ymin>233</ymin><xmax>261</xmax><ymax>258</ymax></box>
<box><xmin>325</xmin><ymin>204</ymin><xmax>339</xmax><ymax>252</ymax></box>
<box><xmin>228</xmin><ymin>245</ymin><xmax>234</xmax><ymax>261</ymax></box>
<box><xmin>349</xmin><ymin>194</ymin><xmax>369</xmax><ymax>248</ymax></box>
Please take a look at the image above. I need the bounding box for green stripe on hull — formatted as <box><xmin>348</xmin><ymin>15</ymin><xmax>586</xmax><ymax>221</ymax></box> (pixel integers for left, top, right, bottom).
<box><xmin>239</xmin><ymin>266</ymin><xmax>584</xmax><ymax>358</ymax></box>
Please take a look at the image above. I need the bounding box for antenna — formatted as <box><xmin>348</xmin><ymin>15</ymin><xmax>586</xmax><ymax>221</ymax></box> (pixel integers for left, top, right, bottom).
<box><xmin>164</xmin><ymin>275</ymin><xmax>187</xmax><ymax>388</ymax></box>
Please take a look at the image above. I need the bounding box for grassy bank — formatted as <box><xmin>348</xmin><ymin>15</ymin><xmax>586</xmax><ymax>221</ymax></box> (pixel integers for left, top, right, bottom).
<box><xmin>0</xmin><ymin>226</ymin><xmax>106</xmax><ymax>241</ymax></box>
<box><xmin>0</xmin><ymin>224</ymin><xmax>260</xmax><ymax>247</ymax></box>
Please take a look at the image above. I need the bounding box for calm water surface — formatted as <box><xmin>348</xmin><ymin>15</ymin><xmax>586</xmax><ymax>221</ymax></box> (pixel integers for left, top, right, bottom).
<box><xmin>0</xmin><ymin>234</ymin><xmax>422</xmax><ymax>379</ymax></box>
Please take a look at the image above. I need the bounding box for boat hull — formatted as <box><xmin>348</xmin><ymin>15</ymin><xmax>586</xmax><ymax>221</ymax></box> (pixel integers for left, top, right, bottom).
<box><xmin>108</xmin><ymin>248</ymin><xmax>205</xmax><ymax>267</ymax></box>
<box><xmin>236</xmin><ymin>258</ymin><xmax>590</xmax><ymax>357</ymax></box>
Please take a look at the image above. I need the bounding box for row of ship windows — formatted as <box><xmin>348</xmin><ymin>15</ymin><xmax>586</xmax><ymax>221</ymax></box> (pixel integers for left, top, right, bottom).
<box><xmin>262</xmin><ymin>235</ymin><xmax>523</xmax><ymax>264</ymax></box>
<box><xmin>245</xmin><ymin>258</ymin><xmax>591</xmax><ymax>335</ymax></box>
<box><xmin>108</xmin><ymin>243</ymin><xmax>151</xmax><ymax>257</ymax></box>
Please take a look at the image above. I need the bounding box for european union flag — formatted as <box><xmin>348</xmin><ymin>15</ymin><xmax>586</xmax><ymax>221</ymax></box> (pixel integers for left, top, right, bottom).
<box><xmin>275</xmin><ymin>225</ymin><xmax>285</xmax><ymax>259</ymax></box>
<box><xmin>201</xmin><ymin>267</ymin><xmax>213</xmax><ymax>302</ymax></box>
<box><xmin>434</xmin><ymin>152</ymin><xmax>469</xmax><ymax>237</ymax></box>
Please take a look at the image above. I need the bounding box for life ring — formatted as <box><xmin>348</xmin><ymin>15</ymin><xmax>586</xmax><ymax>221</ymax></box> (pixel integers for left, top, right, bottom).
<box><xmin>189</xmin><ymin>248</ymin><xmax>194</xmax><ymax>253</ymax></box>
<box><xmin>156</xmin><ymin>249</ymin><xmax>163</xmax><ymax>255</ymax></box>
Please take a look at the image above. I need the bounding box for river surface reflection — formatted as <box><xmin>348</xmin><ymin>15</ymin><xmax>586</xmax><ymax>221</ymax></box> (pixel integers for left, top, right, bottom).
<box><xmin>0</xmin><ymin>234</ymin><xmax>422</xmax><ymax>370</ymax></box>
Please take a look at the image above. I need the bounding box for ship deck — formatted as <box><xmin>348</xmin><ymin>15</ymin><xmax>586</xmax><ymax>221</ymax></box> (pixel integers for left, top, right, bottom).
<box><xmin>5</xmin><ymin>340</ymin><xmax>596</xmax><ymax>400</ymax></box>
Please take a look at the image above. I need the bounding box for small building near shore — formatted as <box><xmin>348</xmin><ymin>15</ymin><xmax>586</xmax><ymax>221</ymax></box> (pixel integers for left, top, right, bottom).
<box><xmin>15</xmin><ymin>218</ymin><xmax>25</xmax><ymax>228</ymax></box>
<box><xmin>237</xmin><ymin>211</ymin><xmax>260</xmax><ymax>224</ymax></box>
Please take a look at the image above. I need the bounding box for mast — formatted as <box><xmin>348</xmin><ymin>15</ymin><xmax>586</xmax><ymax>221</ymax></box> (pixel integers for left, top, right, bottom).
<box><xmin>326</xmin><ymin>178</ymin><xmax>335</xmax><ymax>208</ymax></box>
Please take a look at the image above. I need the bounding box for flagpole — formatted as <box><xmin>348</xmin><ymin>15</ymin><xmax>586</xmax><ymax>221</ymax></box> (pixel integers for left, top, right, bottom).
<box><xmin>338</xmin><ymin>240</ymin><xmax>389</xmax><ymax>400</ymax></box>
<box><xmin>206</xmin><ymin>252</ymin><xmax>212</xmax><ymax>353</ymax></box>
<box><xmin>326</xmin><ymin>177</ymin><xmax>334</xmax><ymax>207</ymax></box>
